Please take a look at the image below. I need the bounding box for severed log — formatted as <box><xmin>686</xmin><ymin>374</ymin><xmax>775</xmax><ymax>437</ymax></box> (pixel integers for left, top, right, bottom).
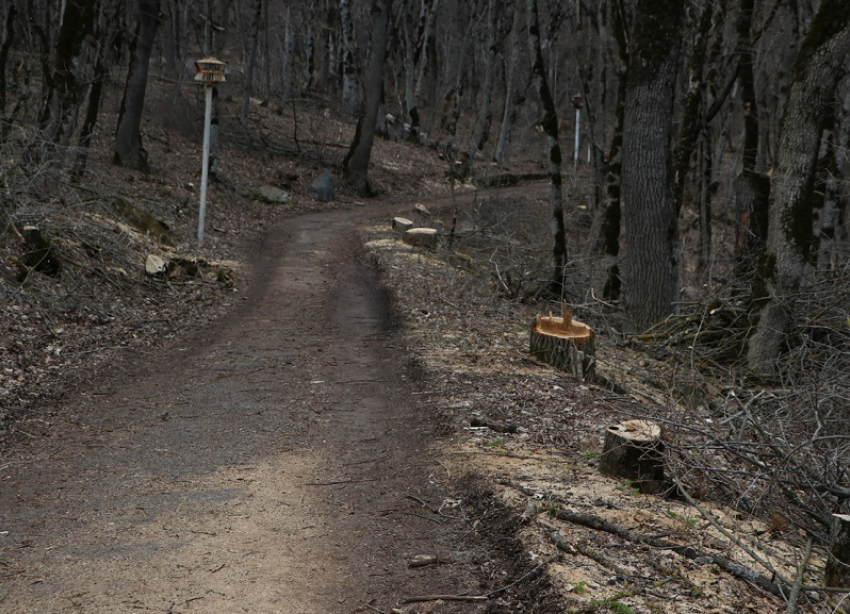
<box><xmin>599</xmin><ymin>419</ymin><xmax>669</xmax><ymax>495</ymax></box>
<box><xmin>529</xmin><ymin>302</ymin><xmax>595</xmax><ymax>379</ymax></box>
<box><xmin>825</xmin><ymin>514</ymin><xmax>850</xmax><ymax>590</ymax></box>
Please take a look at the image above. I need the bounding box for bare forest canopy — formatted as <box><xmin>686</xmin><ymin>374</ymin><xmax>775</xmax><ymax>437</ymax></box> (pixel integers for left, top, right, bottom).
<box><xmin>7</xmin><ymin>0</ymin><xmax>850</xmax><ymax>571</ymax></box>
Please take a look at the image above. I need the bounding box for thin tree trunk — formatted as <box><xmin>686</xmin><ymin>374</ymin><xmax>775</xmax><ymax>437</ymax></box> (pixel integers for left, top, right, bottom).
<box><xmin>40</xmin><ymin>0</ymin><xmax>100</xmax><ymax>147</ymax></box>
<box><xmin>469</xmin><ymin>0</ymin><xmax>499</xmax><ymax>160</ymax></box>
<box><xmin>72</xmin><ymin>2</ymin><xmax>111</xmax><ymax>179</ymax></box>
<box><xmin>597</xmin><ymin>0</ymin><xmax>628</xmax><ymax>302</ymax></box>
<box><xmin>343</xmin><ymin>0</ymin><xmax>390</xmax><ymax>195</ymax></box>
<box><xmin>114</xmin><ymin>0</ymin><xmax>160</xmax><ymax>171</ymax></box>
<box><xmin>733</xmin><ymin>0</ymin><xmax>769</xmax><ymax>284</ymax></box>
<box><xmin>494</xmin><ymin>6</ymin><xmax>525</xmax><ymax>165</ymax></box>
<box><xmin>280</xmin><ymin>5</ymin><xmax>294</xmax><ymax>109</ymax></box>
<box><xmin>0</xmin><ymin>2</ymin><xmax>16</xmax><ymax>113</ymax></box>
<box><xmin>747</xmin><ymin>0</ymin><xmax>850</xmax><ymax>374</ymax></box>
<box><xmin>407</xmin><ymin>0</ymin><xmax>439</xmax><ymax>140</ymax></box>
<box><xmin>527</xmin><ymin>0</ymin><xmax>566</xmax><ymax>297</ymax></box>
<box><xmin>620</xmin><ymin>0</ymin><xmax>685</xmax><ymax>331</ymax></box>
<box><xmin>340</xmin><ymin>0</ymin><xmax>360</xmax><ymax>115</ymax></box>
<box><xmin>672</xmin><ymin>0</ymin><xmax>715</xmax><ymax>214</ymax></box>
<box><xmin>239</xmin><ymin>0</ymin><xmax>262</xmax><ymax>124</ymax></box>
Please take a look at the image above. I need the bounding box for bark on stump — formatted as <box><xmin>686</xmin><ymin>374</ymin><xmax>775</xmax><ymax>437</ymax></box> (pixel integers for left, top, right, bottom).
<box><xmin>826</xmin><ymin>513</ymin><xmax>850</xmax><ymax>589</ymax></box>
<box><xmin>403</xmin><ymin>228</ymin><xmax>439</xmax><ymax>249</ymax></box>
<box><xmin>392</xmin><ymin>217</ymin><xmax>414</xmax><ymax>232</ymax></box>
<box><xmin>529</xmin><ymin>303</ymin><xmax>595</xmax><ymax>380</ymax></box>
<box><xmin>599</xmin><ymin>419</ymin><xmax>668</xmax><ymax>495</ymax></box>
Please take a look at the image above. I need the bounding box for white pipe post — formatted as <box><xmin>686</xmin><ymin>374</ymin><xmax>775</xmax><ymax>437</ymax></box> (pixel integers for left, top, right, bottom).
<box><xmin>574</xmin><ymin>107</ymin><xmax>581</xmax><ymax>172</ymax></box>
<box><xmin>198</xmin><ymin>84</ymin><xmax>213</xmax><ymax>245</ymax></box>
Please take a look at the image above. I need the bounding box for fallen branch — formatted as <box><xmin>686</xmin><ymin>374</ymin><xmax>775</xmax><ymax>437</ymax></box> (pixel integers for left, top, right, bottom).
<box><xmin>553</xmin><ymin>508</ymin><xmax>785</xmax><ymax>597</ymax></box>
<box><xmin>785</xmin><ymin>538</ymin><xmax>813</xmax><ymax>614</ymax></box>
<box><xmin>452</xmin><ymin>450</ymin><xmax>569</xmax><ymax>463</ymax></box>
<box><xmin>403</xmin><ymin>594</ymin><xmax>488</xmax><ymax>603</ymax></box>
<box><xmin>470</xmin><ymin>417</ymin><xmax>519</xmax><ymax>433</ymax></box>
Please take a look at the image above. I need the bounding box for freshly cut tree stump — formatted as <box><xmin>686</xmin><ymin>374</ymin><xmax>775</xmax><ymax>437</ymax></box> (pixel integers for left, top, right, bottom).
<box><xmin>826</xmin><ymin>514</ymin><xmax>850</xmax><ymax>589</ymax></box>
<box><xmin>403</xmin><ymin>228</ymin><xmax>439</xmax><ymax>249</ymax></box>
<box><xmin>599</xmin><ymin>419</ymin><xmax>668</xmax><ymax>495</ymax></box>
<box><xmin>529</xmin><ymin>303</ymin><xmax>595</xmax><ymax>379</ymax></box>
<box><xmin>392</xmin><ymin>216</ymin><xmax>414</xmax><ymax>232</ymax></box>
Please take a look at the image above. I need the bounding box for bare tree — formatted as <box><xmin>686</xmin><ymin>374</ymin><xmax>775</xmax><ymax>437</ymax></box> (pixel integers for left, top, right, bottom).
<box><xmin>239</xmin><ymin>0</ymin><xmax>263</xmax><ymax>125</ymax></box>
<box><xmin>493</xmin><ymin>4</ymin><xmax>527</xmax><ymax>165</ymax></box>
<box><xmin>468</xmin><ymin>0</ymin><xmax>500</xmax><ymax>160</ymax></box>
<box><xmin>620</xmin><ymin>0</ymin><xmax>686</xmax><ymax>331</ymax></box>
<box><xmin>40</xmin><ymin>0</ymin><xmax>100</xmax><ymax>147</ymax></box>
<box><xmin>527</xmin><ymin>0</ymin><xmax>567</xmax><ymax>297</ymax></box>
<box><xmin>114</xmin><ymin>0</ymin><xmax>160</xmax><ymax>171</ymax></box>
<box><xmin>0</xmin><ymin>2</ymin><xmax>16</xmax><ymax>114</ymax></box>
<box><xmin>747</xmin><ymin>0</ymin><xmax>850</xmax><ymax>374</ymax></box>
<box><xmin>340</xmin><ymin>0</ymin><xmax>361</xmax><ymax>115</ymax></box>
<box><xmin>343</xmin><ymin>0</ymin><xmax>390</xmax><ymax>195</ymax></box>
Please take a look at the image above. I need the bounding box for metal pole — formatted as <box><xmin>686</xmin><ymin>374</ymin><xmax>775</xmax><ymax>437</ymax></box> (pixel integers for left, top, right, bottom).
<box><xmin>574</xmin><ymin>107</ymin><xmax>581</xmax><ymax>172</ymax></box>
<box><xmin>198</xmin><ymin>84</ymin><xmax>213</xmax><ymax>245</ymax></box>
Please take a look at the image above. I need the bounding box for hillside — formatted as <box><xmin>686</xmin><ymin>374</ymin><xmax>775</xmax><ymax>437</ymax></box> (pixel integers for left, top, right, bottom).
<box><xmin>0</xmin><ymin>79</ymin><xmax>839</xmax><ymax>614</ymax></box>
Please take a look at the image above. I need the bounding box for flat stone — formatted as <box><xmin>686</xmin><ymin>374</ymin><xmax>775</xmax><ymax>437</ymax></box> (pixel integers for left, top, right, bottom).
<box><xmin>252</xmin><ymin>185</ymin><xmax>291</xmax><ymax>205</ymax></box>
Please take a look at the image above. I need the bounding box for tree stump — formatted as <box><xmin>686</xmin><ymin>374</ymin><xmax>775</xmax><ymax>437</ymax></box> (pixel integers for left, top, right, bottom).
<box><xmin>599</xmin><ymin>420</ymin><xmax>668</xmax><ymax>495</ymax></box>
<box><xmin>403</xmin><ymin>228</ymin><xmax>439</xmax><ymax>249</ymax></box>
<box><xmin>826</xmin><ymin>514</ymin><xmax>850</xmax><ymax>589</ymax></box>
<box><xmin>392</xmin><ymin>216</ymin><xmax>414</xmax><ymax>232</ymax></box>
<box><xmin>529</xmin><ymin>303</ymin><xmax>595</xmax><ymax>379</ymax></box>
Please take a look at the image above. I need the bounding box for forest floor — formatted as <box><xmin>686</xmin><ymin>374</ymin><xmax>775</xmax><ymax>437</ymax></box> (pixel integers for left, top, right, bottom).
<box><xmin>0</xmin><ymin>85</ymin><xmax>836</xmax><ymax>613</ymax></box>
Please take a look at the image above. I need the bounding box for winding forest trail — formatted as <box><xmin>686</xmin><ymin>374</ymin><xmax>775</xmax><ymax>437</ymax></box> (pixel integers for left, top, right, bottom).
<box><xmin>0</xmin><ymin>205</ymin><xmax>491</xmax><ymax>614</ymax></box>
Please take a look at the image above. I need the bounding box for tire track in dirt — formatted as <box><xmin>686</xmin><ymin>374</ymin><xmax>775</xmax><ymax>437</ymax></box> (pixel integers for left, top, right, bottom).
<box><xmin>0</xmin><ymin>206</ymin><xmax>489</xmax><ymax>614</ymax></box>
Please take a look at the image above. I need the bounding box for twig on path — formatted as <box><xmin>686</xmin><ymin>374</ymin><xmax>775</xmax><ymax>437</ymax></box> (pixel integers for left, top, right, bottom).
<box><xmin>303</xmin><ymin>478</ymin><xmax>379</xmax><ymax>486</ymax></box>
<box><xmin>403</xmin><ymin>555</ymin><xmax>558</xmax><ymax>604</ymax></box>
<box><xmin>403</xmin><ymin>594</ymin><xmax>488</xmax><ymax>603</ymax></box>
<box><xmin>487</xmin><ymin>553</ymin><xmax>560</xmax><ymax>597</ymax></box>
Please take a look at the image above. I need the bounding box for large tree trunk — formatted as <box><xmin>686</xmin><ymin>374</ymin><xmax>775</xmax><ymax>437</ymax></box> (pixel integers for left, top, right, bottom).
<box><xmin>343</xmin><ymin>0</ymin><xmax>390</xmax><ymax>195</ymax></box>
<box><xmin>114</xmin><ymin>0</ymin><xmax>160</xmax><ymax>171</ymax></box>
<box><xmin>620</xmin><ymin>0</ymin><xmax>685</xmax><ymax>331</ymax></box>
<box><xmin>747</xmin><ymin>1</ymin><xmax>850</xmax><ymax>374</ymax></box>
<box><xmin>527</xmin><ymin>0</ymin><xmax>567</xmax><ymax>298</ymax></box>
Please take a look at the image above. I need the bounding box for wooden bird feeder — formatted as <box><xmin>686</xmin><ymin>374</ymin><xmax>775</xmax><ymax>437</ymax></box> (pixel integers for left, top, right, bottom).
<box><xmin>530</xmin><ymin>302</ymin><xmax>595</xmax><ymax>380</ymax></box>
<box><xmin>194</xmin><ymin>57</ymin><xmax>227</xmax><ymax>84</ymax></box>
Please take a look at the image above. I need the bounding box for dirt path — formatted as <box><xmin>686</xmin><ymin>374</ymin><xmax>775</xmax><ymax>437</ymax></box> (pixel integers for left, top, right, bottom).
<box><xmin>0</xmin><ymin>207</ymin><xmax>493</xmax><ymax>614</ymax></box>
